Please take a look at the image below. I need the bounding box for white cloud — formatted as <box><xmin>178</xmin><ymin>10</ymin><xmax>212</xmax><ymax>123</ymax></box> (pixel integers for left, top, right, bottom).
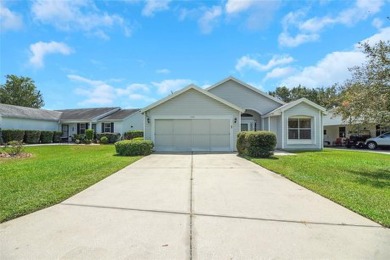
<box><xmin>265</xmin><ymin>67</ymin><xmax>296</xmax><ymax>80</ymax></box>
<box><xmin>142</xmin><ymin>0</ymin><xmax>171</xmax><ymax>17</ymax></box>
<box><xmin>129</xmin><ymin>94</ymin><xmax>156</xmax><ymax>103</ymax></box>
<box><xmin>279</xmin><ymin>0</ymin><xmax>385</xmax><ymax>47</ymax></box>
<box><xmin>152</xmin><ymin>79</ymin><xmax>193</xmax><ymax>94</ymax></box>
<box><xmin>156</xmin><ymin>68</ymin><xmax>170</xmax><ymax>74</ymax></box>
<box><xmin>236</xmin><ymin>55</ymin><xmax>294</xmax><ymax>72</ymax></box>
<box><xmin>198</xmin><ymin>6</ymin><xmax>222</xmax><ymax>34</ymax></box>
<box><xmin>372</xmin><ymin>18</ymin><xmax>383</xmax><ymax>29</ymax></box>
<box><xmin>69</xmin><ymin>74</ymin><xmax>116</xmax><ymax>105</ymax></box>
<box><xmin>360</xmin><ymin>26</ymin><xmax>390</xmax><ymax>44</ymax></box>
<box><xmin>31</xmin><ymin>0</ymin><xmax>131</xmax><ymax>37</ymax></box>
<box><xmin>116</xmin><ymin>83</ymin><xmax>150</xmax><ymax>95</ymax></box>
<box><xmin>29</xmin><ymin>41</ymin><xmax>73</xmax><ymax>68</ymax></box>
<box><xmin>0</xmin><ymin>2</ymin><xmax>23</xmax><ymax>31</ymax></box>
<box><xmin>225</xmin><ymin>0</ymin><xmax>257</xmax><ymax>14</ymax></box>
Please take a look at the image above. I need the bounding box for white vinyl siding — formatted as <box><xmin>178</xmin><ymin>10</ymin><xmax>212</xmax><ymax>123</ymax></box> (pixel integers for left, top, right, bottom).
<box><xmin>144</xmin><ymin>89</ymin><xmax>240</xmax><ymax>151</ymax></box>
<box><xmin>283</xmin><ymin>103</ymin><xmax>322</xmax><ymax>150</ymax></box>
<box><xmin>208</xmin><ymin>79</ymin><xmax>282</xmax><ymax>115</ymax></box>
<box><xmin>1</xmin><ymin>117</ymin><xmax>59</xmax><ymax>131</ymax></box>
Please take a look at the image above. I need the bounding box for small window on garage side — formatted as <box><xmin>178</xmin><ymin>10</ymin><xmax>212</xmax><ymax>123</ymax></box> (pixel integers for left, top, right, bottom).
<box><xmin>288</xmin><ymin>118</ymin><xmax>311</xmax><ymax>140</ymax></box>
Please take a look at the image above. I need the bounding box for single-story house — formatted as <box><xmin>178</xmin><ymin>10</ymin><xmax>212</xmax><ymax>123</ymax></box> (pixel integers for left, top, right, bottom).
<box><xmin>142</xmin><ymin>77</ymin><xmax>327</xmax><ymax>152</ymax></box>
<box><xmin>323</xmin><ymin>113</ymin><xmax>389</xmax><ymax>145</ymax></box>
<box><xmin>0</xmin><ymin>104</ymin><xmax>142</xmax><ymax>141</ymax></box>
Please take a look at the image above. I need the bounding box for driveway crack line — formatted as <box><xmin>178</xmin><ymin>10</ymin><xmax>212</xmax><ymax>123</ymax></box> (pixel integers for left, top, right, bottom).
<box><xmin>189</xmin><ymin>152</ymin><xmax>194</xmax><ymax>260</ymax></box>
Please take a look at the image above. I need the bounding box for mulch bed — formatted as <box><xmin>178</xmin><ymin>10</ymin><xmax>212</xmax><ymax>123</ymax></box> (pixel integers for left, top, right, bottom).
<box><xmin>0</xmin><ymin>152</ymin><xmax>33</xmax><ymax>159</ymax></box>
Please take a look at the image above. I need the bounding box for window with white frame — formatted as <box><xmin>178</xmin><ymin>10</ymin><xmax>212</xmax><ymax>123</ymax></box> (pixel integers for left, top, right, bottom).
<box><xmin>79</xmin><ymin>123</ymin><xmax>87</xmax><ymax>134</ymax></box>
<box><xmin>288</xmin><ymin>117</ymin><xmax>311</xmax><ymax>140</ymax></box>
<box><xmin>103</xmin><ymin>123</ymin><xmax>112</xmax><ymax>133</ymax></box>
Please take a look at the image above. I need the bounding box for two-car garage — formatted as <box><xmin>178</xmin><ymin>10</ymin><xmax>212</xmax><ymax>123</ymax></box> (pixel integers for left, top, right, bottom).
<box><xmin>154</xmin><ymin>118</ymin><xmax>231</xmax><ymax>152</ymax></box>
<box><xmin>142</xmin><ymin>86</ymin><xmax>244</xmax><ymax>152</ymax></box>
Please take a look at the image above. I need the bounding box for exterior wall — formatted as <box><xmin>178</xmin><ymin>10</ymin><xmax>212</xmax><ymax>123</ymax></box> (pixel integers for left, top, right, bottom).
<box><xmin>208</xmin><ymin>79</ymin><xmax>282</xmax><ymax>115</ymax></box>
<box><xmin>122</xmin><ymin>111</ymin><xmax>144</xmax><ymax>133</ymax></box>
<box><xmin>1</xmin><ymin>117</ymin><xmax>59</xmax><ymax>131</ymax></box>
<box><xmin>283</xmin><ymin>103</ymin><xmax>322</xmax><ymax>150</ymax></box>
<box><xmin>268</xmin><ymin>117</ymin><xmax>281</xmax><ymax>149</ymax></box>
<box><xmin>144</xmin><ymin>89</ymin><xmax>241</xmax><ymax>151</ymax></box>
<box><xmin>324</xmin><ymin>124</ymin><xmax>377</xmax><ymax>144</ymax></box>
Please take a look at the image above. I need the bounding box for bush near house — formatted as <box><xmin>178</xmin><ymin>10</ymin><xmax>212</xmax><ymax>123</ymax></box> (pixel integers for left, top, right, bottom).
<box><xmin>124</xmin><ymin>130</ymin><xmax>144</xmax><ymax>140</ymax></box>
<box><xmin>96</xmin><ymin>133</ymin><xmax>120</xmax><ymax>143</ymax></box>
<box><xmin>115</xmin><ymin>139</ymin><xmax>153</xmax><ymax>156</ymax></box>
<box><xmin>100</xmin><ymin>136</ymin><xmax>109</xmax><ymax>144</ymax></box>
<box><xmin>24</xmin><ymin>130</ymin><xmax>41</xmax><ymax>144</ymax></box>
<box><xmin>237</xmin><ymin>131</ymin><xmax>277</xmax><ymax>158</ymax></box>
<box><xmin>85</xmin><ymin>129</ymin><xmax>94</xmax><ymax>141</ymax></box>
<box><xmin>1</xmin><ymin>130</ymin><xmax>25</xmax><ymax>143</ymax></box>
<box><xmin>53</xmin><ymin>131</ymin><xmax>62</xmax><ymax>143</ymax></box>
<box><xmin>40</xmin><ymin>131</ymin><xmax>54</xmax><ymax>143</ymax></box>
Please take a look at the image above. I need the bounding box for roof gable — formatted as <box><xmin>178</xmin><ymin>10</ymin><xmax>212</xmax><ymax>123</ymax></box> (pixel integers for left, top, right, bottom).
<box><xmin>99</xmin><ymin>109</ymin><xmax>140</xmax><ymax>121</ymax></box>
<box><xmin>57</xmin><ymin>107</ymin><xmax>120</xmax><ymax>121</ymax></box>
<box><xmin>141</xmin><ymin>84</ymin><xmax>245</xmax><ymax>113</ymax></box>
<box><xmin>207</xmin><ymin>76</ymin><xmax>285</xmax><ymax>105</ymax></box>
<box><xmin>264</xmin><ymin>98</ymin><xmax>327</xmax><ymax>117</ymax></box>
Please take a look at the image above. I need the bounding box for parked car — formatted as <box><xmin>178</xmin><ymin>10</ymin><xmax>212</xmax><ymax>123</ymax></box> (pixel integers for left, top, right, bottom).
<box><xmin>365</xmin><ymin>132</ymin><xmax>390</xmax><ymax>150</ymax></box>
<box><xmin>345</xmin><ymin>132</ymin><xmax>371</xmax><ymax>148</ymax></box>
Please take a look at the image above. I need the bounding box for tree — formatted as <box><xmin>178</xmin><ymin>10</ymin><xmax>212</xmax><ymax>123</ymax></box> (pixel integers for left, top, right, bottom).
<box><xmin>0</xmin><ymin>75</ymin><xmax>44</xmax><ymax>108</ymax></box>
<box><xmin>268</xmin><ymin>84</ymin><xmax>339</xmax><ymax>109</ymax></box>
<box><xmin>335</xmin><ymin>40</ymin><xmax>390</xmax><ymax>128</ymax></box>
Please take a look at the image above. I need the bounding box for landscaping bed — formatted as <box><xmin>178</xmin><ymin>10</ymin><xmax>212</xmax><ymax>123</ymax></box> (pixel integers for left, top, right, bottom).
<box><xmin>0</xmin><ymin>145</ymin><xmax>141</xmax><ymax>223</ymax></box>
<box><xmin>248</xmin><ymin>149</ymin><xmax>390</xmax><ymax>227</ymax></box>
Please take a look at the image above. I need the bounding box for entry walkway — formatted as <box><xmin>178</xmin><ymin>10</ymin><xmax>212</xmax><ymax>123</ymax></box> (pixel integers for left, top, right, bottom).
<box><xmin>1</xmin><ymin>153</ymin><xmax>389</xmax><ymax>259</ymax></box>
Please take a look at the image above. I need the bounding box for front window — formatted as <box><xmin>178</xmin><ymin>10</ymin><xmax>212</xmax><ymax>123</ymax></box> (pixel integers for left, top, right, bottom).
<box><xmin>79</xmin><ymin>123</ymin><xmax>87</xmax><ymax>134</ymax></box>
<box><xmin>288</xmin><ymin>118</ymin><xmax>311</xmax><ymax>140</ymax></box>
<box><xmin>103</xmin><ymin>123</ymin><xmax>112</xmax><ymax>133</ymax></box>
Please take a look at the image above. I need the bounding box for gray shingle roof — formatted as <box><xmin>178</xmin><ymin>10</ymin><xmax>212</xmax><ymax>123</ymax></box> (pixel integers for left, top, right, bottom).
<box><xmin>57</xmin><ymin>107</ymin><xmax>119</xmax><ymax>120</ymax></box>
<box><xmin>100</xmin><ymin>109</ymin><xmax>139</xmax><ymax>120</ymax></box>
<box><xmin>0</xmin><ymin>103</ymin><xmax>61</xmax><ymax>121</ymax></box>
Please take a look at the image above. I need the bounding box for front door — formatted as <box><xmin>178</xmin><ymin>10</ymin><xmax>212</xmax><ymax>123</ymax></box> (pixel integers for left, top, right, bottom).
<box><xmin>241</xmin><ymin>120</ymin><xmax>255</xmax><ymax>131</ymax></box>
<box><xmin>62</xmin><ymin>125</ymin><xmax>69</xmax><ymax>141</ymax></box>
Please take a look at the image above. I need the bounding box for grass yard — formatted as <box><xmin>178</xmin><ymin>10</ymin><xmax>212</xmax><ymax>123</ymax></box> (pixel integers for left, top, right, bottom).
<box><xmin>248</xmin><ymin>149</ymin><xmax>390</xmax><ymax>227</ymax></box>
<box><xmin>0</xmin><ymin>145</ymin><xmax>141</xmax><ymax>223</ymax></box>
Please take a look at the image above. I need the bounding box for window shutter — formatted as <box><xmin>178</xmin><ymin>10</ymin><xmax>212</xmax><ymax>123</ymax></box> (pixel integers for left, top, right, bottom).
<box><xmin>101</xmin><ymin>123</ymin><xmax>104</xmax><ymax>133</ymax></box>
<box><xmin>77</xmin><ymin>123</ymin><xmax>80</xmax><ymax>134</ymax></box>
<box><xmin>86</xmin><ymin>123</ymin><xmax>89</xmax><ymax>129</ymax></box>
<box><xmin>111</xmin><ymin>122</ymin><xmax>114</xmax><ymax>133</ymax></box>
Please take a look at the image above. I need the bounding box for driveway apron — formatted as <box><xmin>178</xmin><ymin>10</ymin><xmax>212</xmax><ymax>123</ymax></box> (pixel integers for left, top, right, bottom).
<box><xmin>1</xmin><ymin>153</ymin><xmax>389</xmax><ymax>259</ymax></box>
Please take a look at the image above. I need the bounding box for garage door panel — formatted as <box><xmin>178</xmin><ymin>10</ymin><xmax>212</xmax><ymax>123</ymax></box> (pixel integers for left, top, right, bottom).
<box><xmin>154</xmin><ymin>119</ymin><xmax>231</xmax><ymax>152</ymax></box>
<box><xmin>155</xmin><ymin>120</ymin><xmax>173</xmax><ymax>134</ymax></box>
<box><xmin>192</xmin><ymin>120</ymin><xmax>210</xmax><ymax>134</ymax></box>
<box><xmin>210</xmin><ymin>119</ymin><xmax>230</xmax><ymax>134</ymax></box>
<box><xmin>174</xmin><ymin>120</ymin><xmax>192</xmax><ymax>134</ymax></box>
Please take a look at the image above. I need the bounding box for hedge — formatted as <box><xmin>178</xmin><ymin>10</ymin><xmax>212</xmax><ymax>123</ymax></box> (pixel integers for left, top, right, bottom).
<box><xmin>1</xmin><ymin>130</ymin><xmax>25</xmax><ymax>143</ymax></box>
<box><xmin>96</xmin><ymin>133</ymin><xmax>120</xmax><ymax>143</ymax></box>
<box><xmin>124</xmin><ymin>130</ymin><xmax>144</xmax><ymax>140</ymax></box>
<box><xmin>53</xmin><ymin>131</ymin><xmax>62</xmax><ymax>143</ymax></box>
<box><xmin>24</xmin><ymin>130</ymin><xmax>41</xmax><ymax>144</ymax></box>
<box><xmin>115</xmin><ymin>139</ymin><xmax>154</xmax><ymax>156</ymax></box>
<box><xmin>237</xmin><ymin>131</ymin><xmax>276</xmax><ymax>158</ymax></box>
<box><xmin>40</xmin><ymin>131</ymin><xmax>54</xmax><ymax>143</ymax></box>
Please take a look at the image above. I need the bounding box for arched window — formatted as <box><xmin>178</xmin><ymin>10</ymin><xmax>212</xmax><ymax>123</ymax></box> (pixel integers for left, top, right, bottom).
<box><xmin>288</xmin><ymin>117</ymin><xmax>312</xmax><ymax>140</ymax></box>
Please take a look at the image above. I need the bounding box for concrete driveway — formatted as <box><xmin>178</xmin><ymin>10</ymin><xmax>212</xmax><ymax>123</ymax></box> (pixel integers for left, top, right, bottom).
<box><xmin>1</xmin><ymin>153</ymin><xmax>389</xmax><ymax>259</ymax></box>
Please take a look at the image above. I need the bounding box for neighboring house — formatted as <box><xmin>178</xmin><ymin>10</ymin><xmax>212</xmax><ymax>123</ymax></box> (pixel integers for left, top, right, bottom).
<box><xmin>142</xmin><ymin>77</ymin><xmax>327</xmax><ymax>152</ymax></box>
<box><xmin>0</xmin><ymin>103</ymin><xmax>61</xmax><ymax>131</ymax></box>
<box><xmin>0</xmin><ymin>104</ymin><xmax>142</xmax><ymax>141</ymax></box>
<box><xmin>323</xmin><ymin>113</ymin><xmax>389</xmax><ymax>145</ymax></box>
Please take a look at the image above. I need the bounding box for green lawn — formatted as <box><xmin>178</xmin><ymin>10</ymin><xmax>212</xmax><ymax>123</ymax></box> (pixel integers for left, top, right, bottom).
<box><xmin>0</xmin><ymin>145</ymin><xmax>141</xmax><ymax>223</ymax></box>
<box><xmin>248</xmin><ymin>149</ymin><xmax>390</xmax><ymax>227</ymax></box>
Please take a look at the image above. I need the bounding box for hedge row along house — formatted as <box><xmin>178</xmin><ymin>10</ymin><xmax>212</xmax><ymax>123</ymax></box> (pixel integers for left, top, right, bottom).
<box><xmin>0</xmin><ymin>104</ymin><xmax>143</xmax><ymax>142</ymax></box>
<box><xmin>1</xmin><ymin>77</ymin><xmax>332</xmax><ymax>151</ymax></box>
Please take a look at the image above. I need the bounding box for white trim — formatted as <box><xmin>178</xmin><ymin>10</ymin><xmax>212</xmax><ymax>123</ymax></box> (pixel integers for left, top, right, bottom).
<box><xmin>151</xmin><ymin>115</ymin><xmax>235</xmax><ymax>151</ymax></box>
<box><xmin>268</xmin><ymin>117</ymin><xmax>271</xmax><ymax>131</ymax></box>
<box><xmin>263</xmin><ymin>98</ymin><xmax>326</xmax><ymax>118</ymax></box>
<box><xmin>206</xmin><ymin>76</ymin><xmax>285</xmax><ymax>105</ymax></box>
<box><xmin>142</xmin><ymin>84</ymin><xmax>245</xmax><ymax>113</ymax></box>
<box><xmin>281</xmin><ymin>112</ymin><xmax>285</xmax><ymax>149</ymax></box>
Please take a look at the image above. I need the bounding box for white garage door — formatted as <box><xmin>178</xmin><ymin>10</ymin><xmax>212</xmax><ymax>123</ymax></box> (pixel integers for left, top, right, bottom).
<box><xmin>154</xmin><ymin>119</ymin><xmax>231</xmax><ymax>151</ymax></box>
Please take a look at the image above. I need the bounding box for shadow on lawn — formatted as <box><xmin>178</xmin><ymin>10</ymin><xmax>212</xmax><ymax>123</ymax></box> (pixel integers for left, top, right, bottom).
<box><xmin>349</xmin><ymin>168</ymin><xmax>390</xmax><ymax>188</ymax></box>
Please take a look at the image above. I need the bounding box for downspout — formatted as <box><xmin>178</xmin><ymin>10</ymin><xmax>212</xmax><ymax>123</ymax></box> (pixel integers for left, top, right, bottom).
<box><xmin>281</xmin><ymin>112</ymin><xmax>285</xmax><ymax>149</ymax></box>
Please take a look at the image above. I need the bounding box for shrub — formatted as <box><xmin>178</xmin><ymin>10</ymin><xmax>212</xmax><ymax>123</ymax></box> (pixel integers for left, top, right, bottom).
<box><xmin>1</xmin><ymin>130</ymin><xmax>25</xmax><ymax>143</ymax></box>
<box><xmin>100</xmin><ymin>136</ymin><xmax>109</xmax><ymax>144</ymax></box>
<box><xmin>24</xmin><ymin>130</ymin><xmax>41</xmax><ymax>144</ymax></box>
<box><xmin>85</xmin><ymin>129</ymin><xmax>94</xmax><ymax>141</ymax></box>
<box><xmin>132</xmin><ymin>137</ymin><xmax>144</xmax><ymax>141</ymax></box>
<box><xmin>237</xmin><ymin>131</ymin><xmax>276</xmax><ymax>158</ymax></box>
<box><xmin>4</xmin><ymin>141</ymin><xmax>24</xmax><ymax>155</ymax></box>
<box><xmin>40</xmin><ymin>131</ymin><xmax>54</xmax><ymax>143</ymax></box>
<box><xmin>115</xmin><ymin>139</ymin><xmax>153</xmax><ymax>156</ymax></box>
<box><xmin>73</xmin><ymin>134</ymin><xmax>85</xmax><ymax>143</ymax></box>
<box><xmin>96</xmin><ymin>133</ymin><xmax>120</xmax><ymax>143</ymax></box>
<box><xmin>124</xmin><ymin>130</ymin><xmax>144</xmax><ymax>140</ymax></box>
<box><xmin>53</xmin><ymin>131</ymin><xmax>62</xmax><ymax>143</ymax></box>
<box><xmin>0</xmin><ymin>128</ymin><xmax>3</xmax><ymax>145</ymax></box>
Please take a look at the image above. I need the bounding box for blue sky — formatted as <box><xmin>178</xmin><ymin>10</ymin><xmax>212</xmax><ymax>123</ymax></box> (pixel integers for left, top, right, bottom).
<box><xmin>1</xmin><ymin>0</ymin><xmax>389</xmax><ymax>109</ymax></box>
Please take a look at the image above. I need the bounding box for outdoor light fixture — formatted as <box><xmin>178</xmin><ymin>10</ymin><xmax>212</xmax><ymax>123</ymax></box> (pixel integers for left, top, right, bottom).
<box><xmin>234</xmin><ymin>118</ymin><xmax>237</xmax><ymax>123</ymax></box>
<box><xmin>147</xmin><ymin>117</ymin><xmax>150</xmax><ymax>124</ymax></box>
